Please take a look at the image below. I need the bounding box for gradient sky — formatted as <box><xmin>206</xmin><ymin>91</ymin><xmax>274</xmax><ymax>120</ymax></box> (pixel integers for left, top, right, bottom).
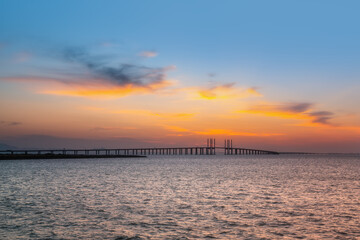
<box><xmin>1</xmin><ymin>0</ymin><xmax>360</xmax><ymax>152</ymax></box>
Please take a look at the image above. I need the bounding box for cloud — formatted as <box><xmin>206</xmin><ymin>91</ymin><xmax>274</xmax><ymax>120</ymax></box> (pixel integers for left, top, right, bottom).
<box><xmin>63</xmin><ymin>47</ymin><xmax>168</xmax><ymax>86</ymax></box>
<box><xmin>208</xmin><ymin>73</ymin><xmax>216</xmax><ymax>78</ymax></box>
<box><xmin>307</xmin><ymin>111</ymin><xmax>334</xmax><ymax>125</ymax></box>
<box><xmin>1</xmin><ymin>47</ymin><xmax>175</xmax><ymax>98</ymax></box>
<box><xmin>41</xmin><ymin>80</ymin><xmax>173</xmax><ymax>98</ymax></box>
<box><xmin>91</xmin><ymin>126</ymin><xmax>137</xmax><ymax>131</ymax></box>
<box><xmin>279</xmin><ymin>102</ymin><xmax>313</xmax><ymax>113</ymax></box>
<box><xmin>194</xmin><ymin>129</ymin><xmax>284</xmax><ymax>136</ymax></box>
<box><xmin>197</xmin><ymin>83</ymin><xmax>262</xmax><ymax>100</ymax></box>
<box><xmin>139</xmin><ymin>51</ymin><xmax>158</xmax><ymax>58</ymax></box>
<box><xmin>164</xmin><ymin>125</ymin><xmax>283</xmax><ymax>137</ymax></box>
<box><xmin>246</xmin><ymin>102</ymin><xmax>313</xmax><ymax>114</ymax></box>
<box><xmin>198</xmin><ymin>82</ymin><xmax>235</xmax><ymax>99</ymax></box>
<box><xmin>110</xmin><ymin>109</ymin><xmax>195</xmax><ymax>120</ymax></box>
<box><xmin>83</xmin><ymin>106</ymin><xmax>195</xmax><ymax>120</ymax></box>
<box><xmin>239</xmin><ymin>102</ymin><xmax>335</xmax><ymax>126</ymax></box>
<box><xmin>245</xmin><ymin>87</ymin><xmax>262</xmax><ymax>97</ymax></box>
<box><xmin>0</xmin><ymin>121</ymin><xmax>22</xmax><ymax>126</ymax></box>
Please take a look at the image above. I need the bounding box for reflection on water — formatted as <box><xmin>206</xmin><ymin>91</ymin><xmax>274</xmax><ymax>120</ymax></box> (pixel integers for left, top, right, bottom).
<box><xmin>1</xmin><ymin>155</ymin><xmax>360</xmax><ymax>239</ymax></box>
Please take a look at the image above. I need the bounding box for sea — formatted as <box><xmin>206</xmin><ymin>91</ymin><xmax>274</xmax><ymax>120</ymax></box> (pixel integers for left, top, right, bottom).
<box><xmin>0</xmin><ymin>154</ymin><xmax>359</xmax><ymax>239</ymax></box>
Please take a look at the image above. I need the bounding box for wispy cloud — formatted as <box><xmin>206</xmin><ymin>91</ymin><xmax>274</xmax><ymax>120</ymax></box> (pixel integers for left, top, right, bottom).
<box><xmin>164</xmin><ymin>125</ymin><xmax>283</xmax><ymax>137</ymax></box>
<box><xmin>0</xmin><ymin>121</ymin><xmax>22</xmax><ymax>126</ymax></box>
<box><xmin>63</xmin><ymin>47</ymin><xmax>167</xmax><ymax>87</ymax></box>
<box><xmin>239</xmin><ymin>102</ymin><xmax>335</xmax><ymax>126</ymax></box>
<box><xmin>198</xmin><ymin>83</ymin><xmax>235</xmax><ymax>100</ymax></box>
<box><xmin>245</xmin><ymin>87</ymin><xmax>262</xmax><ymax>97</ymax></box>
<box><xmin>82</xmin><ymin>106</ymin><xmax>195</xmax><ymax>120</ymax></box>
<box><xmin>1</xmin><ymin>47</ymin><xmax>175</xmax><ymax>98</ymax></box>
<box><xmin>208</xmin><ymin>73</ymin><xmax>216</xmax><ymax>78</ymax></box>
<box><xmin>196</xmin><ymin>83</ymin><xmax>262</xmax><ymax>100</ymax></box>
<box><xmin>139</xmin><ymin>51</ymin><xmax>158</xmax><ymax>58</ymax></box>
<box><xmin>41</xmin><ymin>80</ymin><xmax>173</xmax><ymax>98</ymax></box>
<box><xmin>307</xmin><ymin>111</ymin><xmax>334</xmax><ymax>125</ymax></box>
<box><xmin>110</xmin><ymin>109</ymin><xmax>195</xmax><ymax>120</ymax></box>
<box><xmin>194</xmin><ymin>129</ymin><xmax>283</xmax><ymax>136</ymax></box>
<box><xmin>279</xmin><ymin>102</ymin><xmax>313</xmax><ymax>113</ymax></box>
<box><xmin>91</xmin><ymin>126</ymin><xmax>137</xmax><ymax>131</ymax></box>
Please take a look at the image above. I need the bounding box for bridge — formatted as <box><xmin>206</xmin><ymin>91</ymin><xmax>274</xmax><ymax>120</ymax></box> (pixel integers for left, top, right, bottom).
<box><xmin>0</xmin><ymin>139</ymin><xmax>278</xmax><ymax>158</ymax></box>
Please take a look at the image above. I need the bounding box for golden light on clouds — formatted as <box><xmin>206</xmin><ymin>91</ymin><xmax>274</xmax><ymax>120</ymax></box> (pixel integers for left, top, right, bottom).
<box><xmin>237</xmin><ymin>103</ymin><xmax>338</xmax><ymax>127</ymax></box>
<box><xmin>112</xmin><ymin>110</ymin><xmax>195</xmax><ymax>120</ymax></box>
<box><xmin>196</xmin><ymin>83</ymin><xmax>262</xmax><ymax>100</ymax></box>
<box><xmin>41</xmin><ymin>80</ymin><xmax>174</xmax><ymax>98</ymax></box>
<box><xmin>164</xmin><ymin>125</ymin><xmax>284</xmax><ymax>137</ymax></box>
<box><xmin>239</xmin><ymin>109</ymin><xmax>311</xmax><ymax>121</ymax></box>
<box><xmin>2</xmin><ymin>70</ymin><xmax>360</xmax><ymax>152</ymax></box>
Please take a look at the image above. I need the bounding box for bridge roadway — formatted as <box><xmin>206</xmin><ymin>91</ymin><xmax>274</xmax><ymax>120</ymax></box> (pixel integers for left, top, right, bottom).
<box><xmin>0</xmin><ymin>146</ymin><xmax>278</xmax><ymax>156</ymax></box>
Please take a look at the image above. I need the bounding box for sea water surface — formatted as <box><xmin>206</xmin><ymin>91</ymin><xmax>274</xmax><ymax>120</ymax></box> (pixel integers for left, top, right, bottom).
<box><xmin>1</xmin><ymin>154</ymin><xmax>360</xmax><ymax>239</ymax></box>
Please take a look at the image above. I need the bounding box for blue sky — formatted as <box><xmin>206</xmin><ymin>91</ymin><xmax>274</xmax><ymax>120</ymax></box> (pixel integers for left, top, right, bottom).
<box><xmin>2</xmin><ymin>1</ymin><xmax>360</xmax><ymax>90</ymax></box>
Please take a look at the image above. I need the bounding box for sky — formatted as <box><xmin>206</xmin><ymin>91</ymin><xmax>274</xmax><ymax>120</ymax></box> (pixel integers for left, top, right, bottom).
<box><xmin>0</xmin><ymin>0</ymin><xmax>360</xmax><ymax>152</ymax></box>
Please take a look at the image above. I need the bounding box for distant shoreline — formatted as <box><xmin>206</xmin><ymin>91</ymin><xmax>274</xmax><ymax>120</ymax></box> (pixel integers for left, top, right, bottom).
<box><xmin>0</xmin><ymin>154</ymin><xmax>146</xmax><ymax>160</ymax></box>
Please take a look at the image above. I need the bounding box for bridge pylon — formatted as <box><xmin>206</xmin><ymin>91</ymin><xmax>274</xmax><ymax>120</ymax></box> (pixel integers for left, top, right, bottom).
<box><xmin>207</xmin><ymin>138</ymin><xmax>216</xmax><ymax>155</ymax></box>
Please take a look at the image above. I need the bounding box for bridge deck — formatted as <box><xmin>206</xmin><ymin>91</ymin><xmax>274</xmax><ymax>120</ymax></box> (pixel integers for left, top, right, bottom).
<box><xmin>0</xmin><ymin>146</ymin><xmax>278</xmax><ymax>156</ymax></box>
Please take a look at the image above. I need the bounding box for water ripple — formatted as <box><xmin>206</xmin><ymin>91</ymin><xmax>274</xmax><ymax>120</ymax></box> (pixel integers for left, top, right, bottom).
<box><xmin>0</xmin><ymin>154</ymin><xmax>360</xmax><ymax>239</ymax></box>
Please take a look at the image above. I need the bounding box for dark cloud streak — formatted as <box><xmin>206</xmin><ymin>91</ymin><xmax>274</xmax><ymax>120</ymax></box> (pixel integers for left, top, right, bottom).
<box><xmin>0</xmin><ymin>121</ymin><xmax>22</xmax><ymax>126</ymax></box>
<box><xmin>247</xmin><ymin>102</ymin><xmax>336</xmax><ymax>125</ymax></box>
<box><xmin>63</xmin><ymin>47</ymin><xmax>170</xmax><ymax>87</ymax></box>
<box><xmin>280</xmin><ymin>103</ymin><xmax>312</xmax><ymax>113</ymax></box>
<box><xmin>308</xmin><ymin>111</ymin><xmax>334</xmax><ymax>125</ymax></box>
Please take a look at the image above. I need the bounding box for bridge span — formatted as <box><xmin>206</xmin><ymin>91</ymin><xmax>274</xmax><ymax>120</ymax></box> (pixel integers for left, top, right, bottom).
<box><xmin>0</xmin><ymin>138</ymin><xmax>278</xmax><ymax>157</ymax></box>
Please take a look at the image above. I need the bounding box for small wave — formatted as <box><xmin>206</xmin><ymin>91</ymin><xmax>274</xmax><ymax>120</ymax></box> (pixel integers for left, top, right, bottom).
<box><xmin>115</xmin><ymin>235</ymin><xmax>144</xmax><ymax>240</ymax></box>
